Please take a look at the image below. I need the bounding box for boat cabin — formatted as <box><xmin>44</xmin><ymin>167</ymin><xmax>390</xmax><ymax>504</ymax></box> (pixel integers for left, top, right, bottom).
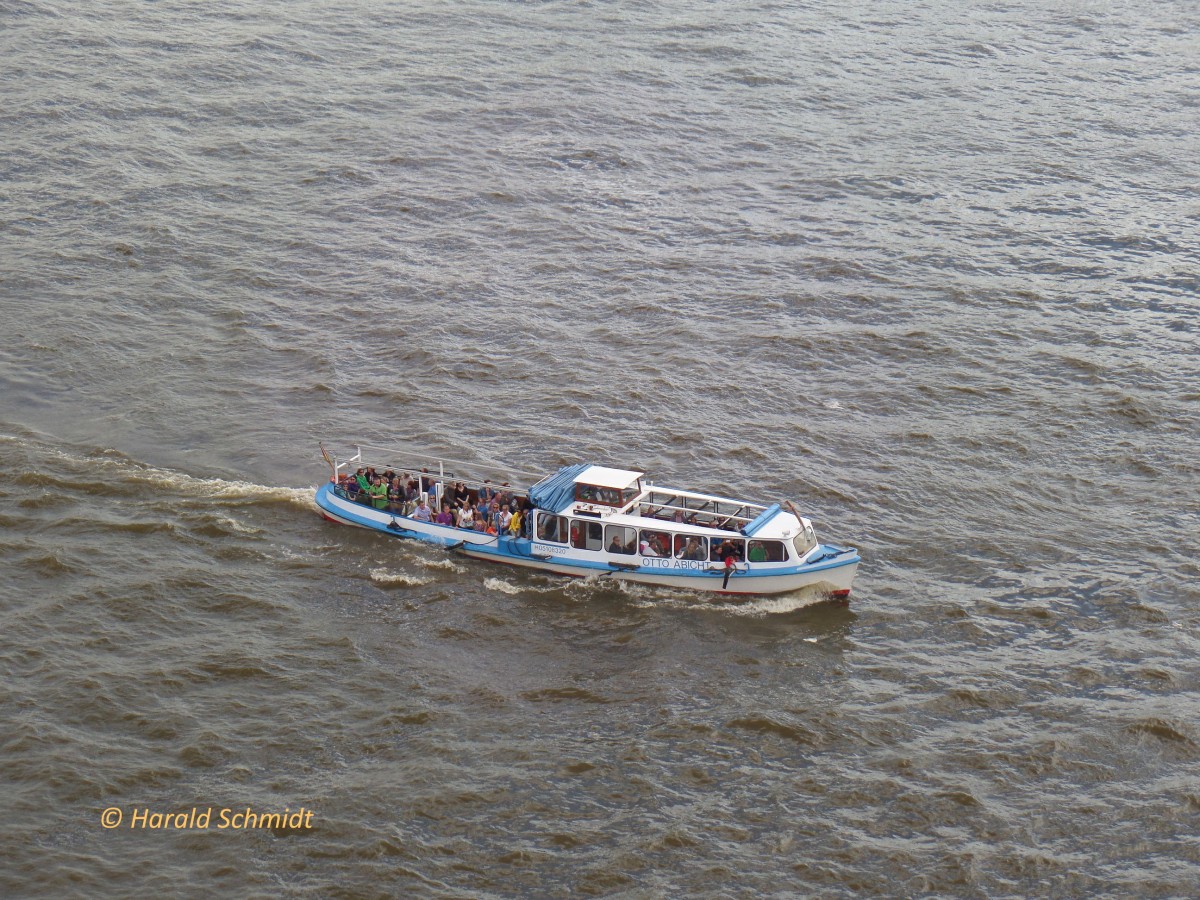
<box><xmin>571</xmin><ymin>465</ymin><xmax>644</xmax><ymax>511</ymax></box>
<box><xmin>529</xmin><ymin>463</ymin><xmax>822</xmax><ymax>567</ymax></box>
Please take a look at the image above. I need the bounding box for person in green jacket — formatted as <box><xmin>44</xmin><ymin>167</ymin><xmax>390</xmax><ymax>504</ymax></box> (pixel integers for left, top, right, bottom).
<box><xmin>367</xmin><ymin>476</ymin><xmax>388</xmax><ymax>510</ymax></box>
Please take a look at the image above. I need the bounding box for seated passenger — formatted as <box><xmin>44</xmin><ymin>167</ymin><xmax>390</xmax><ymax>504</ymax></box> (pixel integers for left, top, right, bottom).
<box><xmin>748</xmin><ymin>541</ymin><xmax>767</xmax><ymax>562</ymax></box>
<box><xmin>435</xmin><ymin>503</ymin><xmax>454</xmax><ymax>526</ymax></box>
<box><xmin>608</xmin><ymin>535</ymin><xmax>624</xmax><ymax>553</ymax></box>
<box><xmin>458</xmin><ymin>503</ymin><xmax>475</xmax><ymax>530</ymax></box>
<box><xmin>507</xmin><ymin>506</ymin><xmax>522</xmax><ymax>537</ymax></box>
<box><xmin>681</xmin><ymin>537</ymin><xmax>706</xmax><ymax>561</ymax></box>
<box><xmin>499</xmin><ymin>506</ymin><xmax>513</xmax><ymax>533</ymax></box>
<box><xmin>412</xmin><ymin>499</ymin><xmax>433</xmax><ymax>522</ymax></box>
<box><xmin>639</xmin><ymin>538</ymin><xmax>660</xmax><ymax>557</ymax></box>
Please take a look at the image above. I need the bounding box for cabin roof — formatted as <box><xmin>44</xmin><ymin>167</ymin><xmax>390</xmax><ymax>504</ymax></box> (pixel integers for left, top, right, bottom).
<box><xmin>574</xmin><ymin>465</ymin><xmax>643</xmax><ymax>489</ymax></box>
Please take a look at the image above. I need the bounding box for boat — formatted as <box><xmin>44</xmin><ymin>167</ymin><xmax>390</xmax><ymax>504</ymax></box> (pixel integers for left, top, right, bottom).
<box><xmin>314</xmin><ymin>443</ymin><xmax>860</xmax><ymax>600</ymax></box>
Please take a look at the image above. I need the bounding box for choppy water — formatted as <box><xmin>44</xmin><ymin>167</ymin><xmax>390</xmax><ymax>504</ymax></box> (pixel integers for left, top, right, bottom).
<box><xmin>3</xmin><ymin>0</ymin><xmax>1199</xmax><ymax>895</ymax></box>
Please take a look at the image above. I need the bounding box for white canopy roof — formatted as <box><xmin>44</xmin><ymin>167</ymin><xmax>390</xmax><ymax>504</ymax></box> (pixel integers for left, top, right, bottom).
<box><xmin>574</xmin><ymin>465</ymin><xmax>643</xmax><ymax>489</ymax></box>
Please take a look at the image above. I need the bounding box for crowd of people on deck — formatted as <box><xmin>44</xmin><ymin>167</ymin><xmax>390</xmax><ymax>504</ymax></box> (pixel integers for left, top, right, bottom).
<box><xmin>334</xmin><ymin>467</ymin><xmax>535</xmax><ymax>538</ymax></box>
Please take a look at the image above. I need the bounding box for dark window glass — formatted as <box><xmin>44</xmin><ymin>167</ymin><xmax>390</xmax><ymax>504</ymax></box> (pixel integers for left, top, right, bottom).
<box><xmin>674</xmin><ymin>535</ymin><xmax>709</xmax><ymax>561</ymax></box>
<box><xmin>605</xmin><ymin>525</ymin><xmax>636</xmax><ymax>555</ymax></box>
<box><xmin>536</xmin><ymin>513</ymin><xmax>567</xmax><ymax>543</ymax></box>
<box><xmin>638</xmin><ymin>529</ymin><xmax>671</xmax><ymax>558</ymax></box>
<box><xmin>571</xmin><ymin>520</ymin><xmax>604</xmax><ymax>551</ymax></box>
<box><xmin>710</xmin><ymin>538</ymin><xmax>745</xmax><ymax>562</ymax></box>
<box><xmin>747</xmin><ymin>540</ymin><xmax>787</xmax><ymax>562</ymax></box>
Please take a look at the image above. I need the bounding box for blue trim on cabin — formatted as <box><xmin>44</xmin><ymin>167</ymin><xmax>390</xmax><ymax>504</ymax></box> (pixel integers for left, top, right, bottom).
<box><xmin>528</xmin><ymin>463</ymin><xmax>592</xmax><ymax>514</ymax></box>
<box><xmin>740</xmin><ymin>503</ymin><xmax>782</xmax><ymax>537</ymax></box>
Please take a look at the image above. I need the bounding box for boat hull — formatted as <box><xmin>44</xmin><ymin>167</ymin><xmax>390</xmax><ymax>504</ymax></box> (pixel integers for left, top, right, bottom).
<box><xmin>315</xmin><ymin>483</ymin><xmax>859</xmax><ymax>599</ymax></box>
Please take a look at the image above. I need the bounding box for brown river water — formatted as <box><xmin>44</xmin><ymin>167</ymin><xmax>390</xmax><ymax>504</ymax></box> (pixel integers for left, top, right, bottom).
<box><xmin>2</xmin><ymin>0</ymin><xmax>1199</xmax><ymax>896</ymax></box>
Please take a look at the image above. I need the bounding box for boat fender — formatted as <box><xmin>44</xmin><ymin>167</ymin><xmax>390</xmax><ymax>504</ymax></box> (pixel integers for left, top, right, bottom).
<box><xmin>447</xmin><ymin>540</ymin><xmax>466</xmax><ymax>550</ymax></box>
<box><xmin>387</xmin><ymin>518</ymin><xmax>404</xmax><ymax>532</ymax></box>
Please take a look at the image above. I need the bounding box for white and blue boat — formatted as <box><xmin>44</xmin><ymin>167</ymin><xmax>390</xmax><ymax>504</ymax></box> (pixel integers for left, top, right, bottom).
<box><xmin>314</xmin><ymin>444</ymin><xmax>860</xmax><ymax>600</ymax></box>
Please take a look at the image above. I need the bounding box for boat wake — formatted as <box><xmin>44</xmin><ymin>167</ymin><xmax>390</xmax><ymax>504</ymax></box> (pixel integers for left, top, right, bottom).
<box><xmin>369</xmin><ymin>567</ymin><xmax>433</xmax><ymax>587</ymax></box>
<box><xmin>0</xmin><ymin>427</ymin><xmax>314</xmax><ymax>511</ymax></box>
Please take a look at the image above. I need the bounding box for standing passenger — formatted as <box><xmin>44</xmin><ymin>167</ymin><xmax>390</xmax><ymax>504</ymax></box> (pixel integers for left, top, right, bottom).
<box><xmin>367</xmin><ymin>476</ymin><xmax>388</xmax><ymax>510</ymax></box>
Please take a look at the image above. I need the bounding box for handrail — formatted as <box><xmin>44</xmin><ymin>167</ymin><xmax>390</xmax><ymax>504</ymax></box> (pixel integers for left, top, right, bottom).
<box><xmin>323</xmin><ymin>442</ymin><xmax>543</xmax><ymax>485</ymax></box>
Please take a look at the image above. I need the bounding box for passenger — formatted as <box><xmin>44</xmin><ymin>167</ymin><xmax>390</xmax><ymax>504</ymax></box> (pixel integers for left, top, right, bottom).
<box><xmin>406</xmin><ymin>476</ymin><xmax>419</xmax><ymax>501</ymax></box>
<box><xmin>607</xmin><ymin>534</ymin><xmax>624</xmax><ymax>553</ymax></box>
<box><xmin>639</xmin><ymin>537</ymin><xmax>660</xmax><ymax>557</ymax></box>
<box><xmin>479</xmin><ymin>480</ymin><xmax>495</xmax><ymax>505</ymax></box>
<box><xmin>485</xmin><ymin>518</ymin><xmax>498</xmax><ymax>536</ymax></box>
<box><xmin>499</xmin><ymin>505</ymin><xmax>513</xmax><ymax>533</ymax></box>
<box><xmin>458</xmin><ymin>502</ymin><xmax>475</xmax><ymax>530</ymax></box>
<box><xmin>673</xmin><ymin>509</ymin><xmax>686</xmax><ymax>523</ymax></box>
<box><xmin>682</xmin><ymin>538</ymin><xmax>706</xmax><ymax>561</ymax></box>
<box><xmin>748</xmin><ymin>541</ymin><xmax>767</xmax><ymax>562</ymax></box>
<box><xmin>507</xmin><ymin>505</ymin><xmax>522</xmax><ymax>537</ymax></box>
<box><xmin>388</xmin><ymin>477</ymin><xmax>404</xmax><ymax>513</ymax></box>
<box><xmin>367</xmin><ymin>476</ymin><xmax>389</xmax><ymax>510</ymax></box>
<box><xmin>355</xmin><ymin>468</ymin><xmax>369</xmax><ymax>494</ymax></box>
<box><xmin>435</xmin><ymin>502</ymin><xmax>454</xmax><ymax>526</ymax></box>
<box><xmin>412</xmin><ymin>498</ymin><xmax>433</xmax><ymax>522</ymax></box>
<box><xmin>453</xmin><ymin>481</ymin><xmax>469</xmax><ymax>509</ymax></box>
<box><xmin>344</xmin><ymin>477</ymin><xmax>361</xmax><ymax>501</ymax></box>
<box><xmin>713</xmin><ymin>538</ymin><xmax>742</xmax><ymax>562</ymax></box>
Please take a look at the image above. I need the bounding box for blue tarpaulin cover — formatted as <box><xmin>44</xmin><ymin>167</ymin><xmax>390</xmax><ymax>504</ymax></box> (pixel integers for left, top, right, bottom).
<box><xmin>529</xmin><ymin>463</ymin><xmax>592</xmax><ymax>514</ymax></box>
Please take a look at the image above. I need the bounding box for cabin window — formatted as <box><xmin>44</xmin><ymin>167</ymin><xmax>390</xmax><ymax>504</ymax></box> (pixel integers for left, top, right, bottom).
<box><xmin>638</xmin><ymin>529</ymin><xmax>671</xmax><ymax>558</ymax></box>
<box><xmin>674</xmin><ymin>534</ymin><xmax>708</xmax><ymax>561</ymax></box>
<box><xmin>793</xmin><ymin>524</ymin><xmax>817</xmax><ymax>558</ymax></box>
<box><xmin>536</xmin><ymin>513</ymin><xmax>567</xmax><ymax>543</ymax></box>
<box><xmin>710</xmin><ymin>537</ymin><xmax>745</xmax><ymax>562</ymax></box>
<box><xmin>576</xmin><ymin>484</ymin><xmax>623</xmax><ymax>506</ymax></box>
<box><xmin>605</xmin><ymin>525</ymin><xmax>636</xmax><ymax>555</ymax></box>
<box><xmin>570</xmin><ymin>519</ymin><xmax>604</xmax><ymax>552</ymax></box>
<box><xmin>747</xmin><ymin>540</ymin><xmax>787</xmax><ymax>563</ymax></box>
<box><xmin>576</xmin><ymin>483</ymin><xmax>640</xmax><ymax>508</ymax></box>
